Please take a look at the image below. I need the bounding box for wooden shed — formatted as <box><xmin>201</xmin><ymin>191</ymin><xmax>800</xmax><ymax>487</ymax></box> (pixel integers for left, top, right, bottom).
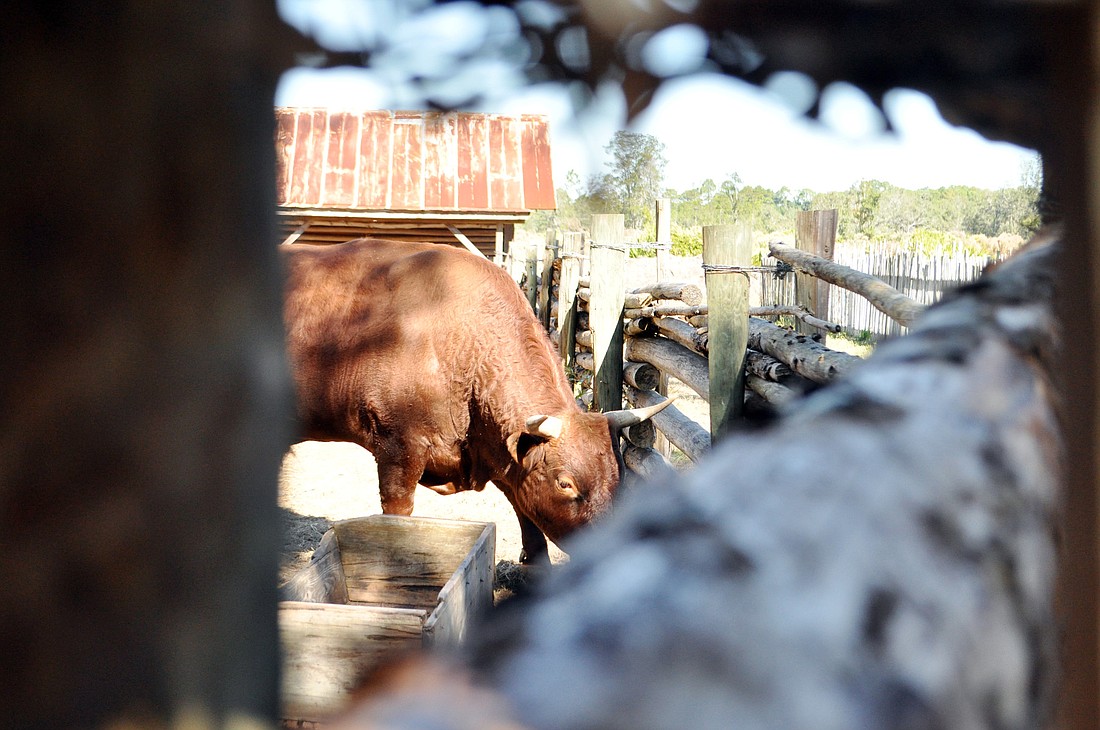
<box><xmin>274</xmin><ymin>108</ymin><xmax>557</xmax><ymax>260</ymax></box>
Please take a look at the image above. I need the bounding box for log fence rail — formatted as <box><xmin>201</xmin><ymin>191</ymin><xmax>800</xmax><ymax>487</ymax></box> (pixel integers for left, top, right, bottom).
<box><xmin>524</xmin><ymin>205</ymin><xmax>994</xmax><ymax>475</ymax></box>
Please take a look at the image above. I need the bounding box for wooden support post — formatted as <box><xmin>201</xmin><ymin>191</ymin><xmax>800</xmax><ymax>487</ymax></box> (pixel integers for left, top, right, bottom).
<box><xmin>654</xmin><ymin>197</ymin><xmax>674</xmax><ymax>457</ymax></box>
<box><xmin>655</xmin><ymin>197</ymin><xmax>672</xmax><ymax>282</ymax></box>
<box><xmin>525</xmin><ymin>239</ymin><xmax>538</xmax><ymax>312</ymax></box>
<box><xmin>539</xmin><ymin>229</ymin><xmax>558</xmax><ymax>330</ymax></box>
<box><xmin>494</xmin><ymin>223</ymin><xmax>505</xmax><ymax>267</ymax></box>
<box><xmin>704</xmin><ymin>223</ymin><xmax>752</xmax><ymax>442</ymax></box>
<box><xmin>794</xmin><ymin>209</ymin><xmax>838</xmax><ymax>335</ymax></box>
<box><xmin>558</xmin><ymin>232</ymin><xmax>584</xmax><ymax>373</ymax></box>
<box><xmin>1054</xmin><ymin>9</ymin><xmax>1099</xmax><ymax>727</ymax></box>
<box><xmin>590</xmin><ymin>214</ymin><xmax>626</xmax><ymax>412</ymax></box>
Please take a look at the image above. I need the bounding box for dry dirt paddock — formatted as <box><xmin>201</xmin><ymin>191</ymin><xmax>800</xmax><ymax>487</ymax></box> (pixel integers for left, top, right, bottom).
<box><xmin>278</xmin><ymin>254</ymin><xmax>711</xmax><ymax>584</ymax></box>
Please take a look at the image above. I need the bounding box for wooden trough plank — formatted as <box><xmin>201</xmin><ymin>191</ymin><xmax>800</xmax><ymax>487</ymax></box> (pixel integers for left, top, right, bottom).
<box><xmin>280</xmin><ymin>601</ymin><xmax>427</xmax><ymax>722</ymax></box>
<box><xmin>280</xmin><ymin>528</ymin><xmax>348</xmax><ymax>604</ymax></box>
<box><xmin>333</xmin><ymin>516</ymin><xmax>489</xmax><ymax>609</ymax></box>
<box><xmin>424</xmin><ymin>522</ymin><xmax>496</xmax><ymax>647</ymax></box>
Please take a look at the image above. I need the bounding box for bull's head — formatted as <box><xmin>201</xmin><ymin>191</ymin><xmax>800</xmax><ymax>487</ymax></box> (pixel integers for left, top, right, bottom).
<box><xmin>506</xmin><ymin>398</ymin><xmax>677</xmax><ymax>559</ymax></box>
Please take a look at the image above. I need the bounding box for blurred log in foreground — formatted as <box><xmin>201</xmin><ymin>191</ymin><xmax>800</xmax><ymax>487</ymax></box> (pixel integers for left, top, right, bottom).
<box><xmin>338</xmin><ymin>228</ymin><xmax>1063</xmax><ymax>730</ymax></box>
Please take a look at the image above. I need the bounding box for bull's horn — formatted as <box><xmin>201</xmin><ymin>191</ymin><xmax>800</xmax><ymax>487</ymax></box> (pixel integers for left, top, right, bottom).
<box><xmin>525</xmin><ymin>414</ymin><xmax>563</xmax><ymax>439</ymax></box>
<box><xmin>604</xmin><ymin>396</ymin><xmax>679</xmax><ymax>432</ymax></box>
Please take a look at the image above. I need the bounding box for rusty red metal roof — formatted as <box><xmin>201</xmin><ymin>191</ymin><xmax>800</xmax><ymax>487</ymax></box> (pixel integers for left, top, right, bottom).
<box><xmin>275</xmin><ymin>108</ymin><xmax>557</xmax><ymax>213</ymax></box>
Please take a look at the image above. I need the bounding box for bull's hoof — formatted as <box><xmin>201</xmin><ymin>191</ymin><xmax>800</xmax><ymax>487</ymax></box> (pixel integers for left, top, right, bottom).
<box><xmin>518</xmin><ymin>548</ymin><xmax>551</xmax><ymax>567</ymax></box>
<box><xmin>494</xmin><ymin>559</ymin><xmax>550</xmax><ymax>598</ymax></box>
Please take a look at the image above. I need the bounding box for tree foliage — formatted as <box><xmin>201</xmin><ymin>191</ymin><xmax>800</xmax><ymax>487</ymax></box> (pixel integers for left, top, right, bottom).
<box><xmin>599</xmin><ymin>132</ymin><xmax>667</xmax><ymax>230</ymax></box>
<box><xmin>533</xmin><ymin>163</ymin><xmax>1041</xmax><ymax>257</ymax></box>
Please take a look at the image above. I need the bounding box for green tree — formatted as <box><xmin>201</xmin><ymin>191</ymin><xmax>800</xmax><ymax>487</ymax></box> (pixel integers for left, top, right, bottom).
<box><xmin>603</xmin><ymin>131</ymin><xmax>667</xmax><ymax>229</ymax></box>
<box><xmin>850</xmin><ymin>180</ymin><xmax>888</xmax><ymax>238</ymax></box>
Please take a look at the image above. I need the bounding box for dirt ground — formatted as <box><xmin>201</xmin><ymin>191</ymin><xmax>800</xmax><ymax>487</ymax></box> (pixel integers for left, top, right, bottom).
<box><xmin>277</xmin><ymin>254</ymin><xmax>710</xmax><ymax>585</ymax></box>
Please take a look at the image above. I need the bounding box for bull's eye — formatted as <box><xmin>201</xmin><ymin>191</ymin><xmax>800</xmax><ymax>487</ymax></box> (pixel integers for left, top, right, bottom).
<box><xmin>557</xmin><ymin>475</ymin><xmax>580</xmax><ymax>500</ymax></box>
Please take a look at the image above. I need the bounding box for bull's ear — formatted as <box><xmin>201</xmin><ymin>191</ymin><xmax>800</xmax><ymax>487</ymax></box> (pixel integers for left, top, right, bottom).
<box><xmin>525</xmin><ymin>414</ymin><xmax>562</xmax><ymax>439</ymax></box>
<box><xmin>506</xmin><ymin>431</ymin><xmax>542</xmax><ymax>463</ymax></box>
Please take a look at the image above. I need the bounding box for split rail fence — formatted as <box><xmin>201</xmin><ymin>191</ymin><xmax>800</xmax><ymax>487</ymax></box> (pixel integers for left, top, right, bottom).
<box><xmin>523</xmin><ymin>208</ymin><xmax>964</xmax><ymax>479</ymax></box>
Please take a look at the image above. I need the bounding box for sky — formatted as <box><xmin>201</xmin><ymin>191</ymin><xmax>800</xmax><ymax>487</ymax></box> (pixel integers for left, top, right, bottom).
<box><xmin>275</xmin><ymin>1</ymin><xmax>1040</xmax><ymax>196</ymax></box>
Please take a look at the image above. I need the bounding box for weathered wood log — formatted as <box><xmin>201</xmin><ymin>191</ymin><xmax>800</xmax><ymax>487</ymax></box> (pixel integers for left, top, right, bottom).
<box><xmin>624</xmin><ymin>419</ymin><xmax>657</xmax><ymax>449</ymax></box>
<box><xmin>625</xmin><ymin>317</ymin><xmax>657</xmax><ymax>337</ymax></box>
<box><xmin>742</xmin><ymin>389</ymin><xmax>780</xmax><ymax>424</ymax></box>
<box><xmin>577</xmin><ymin>278</ymin><xmax>703</xmax><ymax>308</ymax></box>
<box><xmin>575</xmin><ymin>350</ymin><xmax>594</xmax><ymax>372</ymax></box>
<box><xmin>624</xmin><ymin>335</ymin><xmax>710</xmax><ymax>400</ymax></box>
<box><xmin>652</xmin><ymin>316</ymin><xmax>708</xmax><ymax>356</ymax></box>
<box><xmin>624</xmin><ymin>302</ymin><xmax>709</xmax><ymax>319</ymax></box>
<box><xmin>749</xmin><ymin>305</ymin><xmax>842</xmax><ymax>333</ymax></box>
<box><xmin>748</xmin><ymin>317</ymin><xmax>863</xmax><ymax>384</ymax></box>
<box><xmin>577</xmin><ymin>390</ymin><xmax>594</xmax><ymax>410</ymax></box>
<box><xmin>462</xmin><ymin>231</ymin><xmax>1061</xmax><ymax>730</ymax></box>
<box><xmin>625</xmin><ymin>387</ymin><xmax>710</xmax><ymax>463</ymax></box>
<box><xmin>691</xmin><ymin>306</ymin><xmax>841</xmax><ymax>333</ymax></box>
<box><xmin>623</xmin><ymin>444</ymin><xmax>677</xmax><ymax>481</ymax></box>
<box><xmin>631</xmin><ymin>281</ymin><xmax>704</xmax><ymax>307</ymax></box>
<box><xmin>624</xmin><ymin>361</ymin><xmax>661</xmax><ymax>391</ymax></box>
<box><xmin>744</xmin><ymin>348</ymin><xmax>792</xmax><ymax>381</ymax></box>
<box><xmin>768</xmin><ymin>241</ymin><xmax>926</xmax><ymax>327</ymax></box>
<box><xmin>746</xmin><ymin>374</ymin><xmax>797</xmax><ymax>406</ymax></box>
<box><xmin>576</xmin><ymin>287</ymin><xmax>651</xmax><ymax>309</ymax></box>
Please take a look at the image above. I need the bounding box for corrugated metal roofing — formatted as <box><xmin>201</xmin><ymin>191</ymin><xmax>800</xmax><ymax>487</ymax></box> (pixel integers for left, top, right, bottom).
<box><xmin>275</xmin><ymin>108</ymin><xmax>556</xmax><ymax>213</ymax></box>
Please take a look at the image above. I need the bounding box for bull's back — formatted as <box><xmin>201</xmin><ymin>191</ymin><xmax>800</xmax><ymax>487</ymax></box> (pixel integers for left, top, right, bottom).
<box><xmin>281</xmin><ymin>238</ymin><xmax>508</xmax><ymax>439</ymax></box>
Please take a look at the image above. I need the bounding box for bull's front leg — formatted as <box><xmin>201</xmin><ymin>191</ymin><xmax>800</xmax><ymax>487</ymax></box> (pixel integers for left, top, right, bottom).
<box><xmin>516</xmin><ymin>512</ymin><xmax>550</xmax><ymax>566</ymax></box>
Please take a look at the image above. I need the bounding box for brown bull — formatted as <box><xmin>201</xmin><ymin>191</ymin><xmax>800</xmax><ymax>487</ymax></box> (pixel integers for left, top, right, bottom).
<box><xmin>282</xmin><ymin>237</ymin><xmax>669</xmax><ymax>564</ymax></box>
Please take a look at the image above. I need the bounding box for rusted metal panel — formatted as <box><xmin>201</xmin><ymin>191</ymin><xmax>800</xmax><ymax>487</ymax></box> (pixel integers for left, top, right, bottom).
<box><xmin>323</xmin><ymin>112</ymin><xmax>360</xmax><ymax>207</ymax></box>
<box><xmin>457</xmin><ymin>114</ymin><xmax>489</xmax><ymax>210</ymax></box>
<box><xmin>275</xmin><ymin>108</ymin><xmax>555</xmax><ymax>213</ymax></box>
<box><xmin>356</xmin><ymin>111</ymin><xmax>392</xmax><ymax>209</ymax></box>
<box><xmin>289</xmin><ymin>110</ymin><xmax>326</xmax><ymax>206</ymax></box>
<box><xmin>423</xmin><ymin>113</ymin><xmax>458</xmax><ymax>209</ymax></box>
<box><xmin>390</xmin><ymin>112</ymin><xmax>424</xmax><ymax>210</ymax></box>
<box><xmin>489</xmin><ymin>116</ymin><xmax>524</xmax><ymax>211</ymax></box>
<box><xmin>521</xmin><ymin>114</ymin><xmax>557</xmax><ymax>210</ymax></box>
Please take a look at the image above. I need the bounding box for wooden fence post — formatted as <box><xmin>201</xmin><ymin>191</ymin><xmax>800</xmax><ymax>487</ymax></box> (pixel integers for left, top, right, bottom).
<box><xmin>590</xmin><ymin>214</ymin><xmax>626</xmax><ymax>412</ymax></box>
<box><xmin>795</xmin><ymin>209</ymin><xmax>838</xmax><ymax>336</ymax></box>
<box><xmin>539</xmin><ymin>229</ymin><xmax>558</xmax><ymax>330</ymax></box>
<box><xmin>704</xmin><ymin>223</ymin><xmax>753</xmax><ymax>442</ymax></box>
<box><xmin>558</xmin><ymin>232</ymin><xmax>584</xmax><ymax>372</ymax></box>
<box><xmin>525</xmin><ymin>238</ymin><xmax>539</xmax><ymax>311</ymax></box>
<box><xmin>654</xmin><ymin>197</ymin><xmax>674</xmax><ymax>457</ymax></box>
<box><xmin>655</xmin><ymin>197</ymin><xmax>672</xmax><ymax>282</ymax></box>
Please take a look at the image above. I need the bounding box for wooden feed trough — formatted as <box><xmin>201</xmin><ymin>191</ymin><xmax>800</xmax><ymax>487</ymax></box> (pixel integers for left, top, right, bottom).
<box><xmin>279</xmin><ymin>515</ymin><xmax>496</xmax><ymax>724</ymax></box>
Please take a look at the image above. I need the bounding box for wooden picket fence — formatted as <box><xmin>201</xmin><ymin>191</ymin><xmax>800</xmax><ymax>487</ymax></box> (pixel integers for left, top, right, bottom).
<box><xmin>759</xmin><ymin>245</ymin><xmax>999</xmax><ymax>339</ymax></box>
